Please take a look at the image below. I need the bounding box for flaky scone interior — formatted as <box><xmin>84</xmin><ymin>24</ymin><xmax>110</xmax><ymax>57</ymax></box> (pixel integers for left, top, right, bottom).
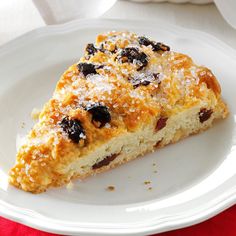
<box><xmin>9</xmin><ymin>31</ymin><xmax>228</xmax><ymax>193</ymax></box>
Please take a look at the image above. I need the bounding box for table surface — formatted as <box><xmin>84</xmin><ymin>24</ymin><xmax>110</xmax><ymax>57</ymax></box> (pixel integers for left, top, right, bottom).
<box><xmin>0</xmin><ymin>0</ymin><xmax>236</xmax><ymax>50</ymax></box>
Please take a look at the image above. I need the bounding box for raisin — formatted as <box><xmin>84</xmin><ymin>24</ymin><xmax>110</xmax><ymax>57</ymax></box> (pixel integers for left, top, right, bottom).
<box><xmin>85</xmin><ymin>43</ymin><xmax>97</xmax><ymax>55</ymax></box>
<box><xmin>153</xmin><ymin>73</ymin><xmax>161</xmax><ymax>85</ymax></box>
<box><xmin>77</xmin><ymin>63</ymin><xmax>103</xmax><ymax>77</ymax></box>
<box><xmin>133</xmin><ymin>80</ymin><xmax>150</xmax><ymax>89</ymax></box>
<box><xmin>138</xmin><ymin>36</ymin><xmax>153</xmax><ymax>47</ymax></box>
<box><xmin>136</xmin><ymin>52</ymin><xmax>148</xmax><ymax>71</ymax></box>
<box><xmin>130</xmin><ymin>73</ymin><xmax>159</xmax><ymax>89</ymax></box>
<box><xmin>199</xmin><ymin>108</ymin><xmax>213</xmax><ymax>123</ymax></box>
<box><xmin>156</xmin><ymin>117</ymin><xmax>168</xmax><ymax>131</ymax></box>
<box><xmin>152</xmin><ymin>42</ymin><xmax>170</xmax><ymax>52</ymax></box>
<box><xmin>99</xmin><ymin>43</ymin><xmax>106</xmax><ymax>53</ymax></box>
<box><xmin>86</xmin><ymin>103</ymin><xmax>111</xmax><ymax>128</ymax></box>
<box><xmin>118</xmin><ymin>47</ymin><xmax>148</xmax><ymax>71</ymax></box>
<box><xmin>153</xmin><ymin>73</ymin><xmax>160</xmax><ymax>80</ymax></box>
<box><xmin>154</xmin><ymin>140</ymin><xmax>162</xmax><ymax>148</ymax></box>
<box><xmin>99</xmin><ymin>43</ymin><xmax>117</xmax><ymax>53</ymax></box>
<box><xmin>138</xmin><ymin>36</ymin><xmax>170</xmax><ymax>52</ymax></box>
<box><xmin>92</xmin><ymin>153</ymin><xmax>118</xmax><ymax>169</ymax></box>
<box><xmin>60</xmin><ymin>117</ymin><xmax>85</xmax><ymax>143</ymax></box>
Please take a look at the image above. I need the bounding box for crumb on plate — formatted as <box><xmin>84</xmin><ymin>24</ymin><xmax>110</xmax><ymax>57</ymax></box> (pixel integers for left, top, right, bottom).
<box><xmin>106</xmin><ymin>185</ymin><xmax>115</xmax><ymax>191</ymax></box>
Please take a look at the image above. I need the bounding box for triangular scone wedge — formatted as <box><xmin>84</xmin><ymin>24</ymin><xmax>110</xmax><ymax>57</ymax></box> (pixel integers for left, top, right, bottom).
<box><xmin>9</xmin><ymin>31</ymin><xmax>228</xmax><ymax>193</ymax></box>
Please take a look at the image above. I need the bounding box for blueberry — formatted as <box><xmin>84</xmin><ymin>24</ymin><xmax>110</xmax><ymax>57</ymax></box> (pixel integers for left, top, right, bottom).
<box><xmin>118</xmin><ymin>47</ymin><xmax>148</xmax><ymax>71</ymax></box>
<box><xmin>60</xmin><ymin>117</ymin><xmax>85</xmax><ymax>143</ymax></box>
<box><xmin>86</xmin><ymin>104</ymin><xmax>111</xmax><ymax>128</ymax></box>
<box><xmin>85</xmin><ymin>43</ymin><xmax>97</xmax><ymax>55</ymax></box>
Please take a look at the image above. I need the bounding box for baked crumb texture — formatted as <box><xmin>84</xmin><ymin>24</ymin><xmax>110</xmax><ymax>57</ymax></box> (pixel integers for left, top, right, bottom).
<box><xmin>9</xmin><ymin>31</ymin><xmax>228</xmax><ymax>193</ymax></box>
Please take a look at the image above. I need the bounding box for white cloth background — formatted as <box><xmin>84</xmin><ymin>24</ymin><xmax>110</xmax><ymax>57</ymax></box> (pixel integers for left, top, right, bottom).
<box><xmin>126</xmin><ymin>0</ymin><xmax>236</xmax><ymax>29</ymax></box>
<box><xmin>128</xmin><ymin>0</ymin><xmax>212</xmax><ymax>3</ymax></box>
<box><xmin>0</xmin><ymin>0</ymin><xmax>236</xmax><ymax>50</ymax></box>
<box><xmin>32</xmin><ymin>0</ymin><xmax>236</xmax><ymax>29</ymax></box>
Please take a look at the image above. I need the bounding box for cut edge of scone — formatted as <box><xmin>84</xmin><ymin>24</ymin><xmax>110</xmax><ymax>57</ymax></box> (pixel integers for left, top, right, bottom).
<box><xmin>9</xmin><ymin>100</ymin><xmax>228</xmax><ymax>193</ymax></box>
<box><xmin>8</xmin><ymin>31</ymin><xmax>229</xmax><ymax>193</ymax></box>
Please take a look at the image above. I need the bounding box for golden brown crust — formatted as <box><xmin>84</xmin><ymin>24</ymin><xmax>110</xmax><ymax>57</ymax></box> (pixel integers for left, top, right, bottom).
<box><xmin>198</xmin><ymin>68</ymin><xmax>221</xmax><ymax>96</ymax></box>
<box><xmin>9</xmin><ymin>31</ymin><xmax>228</xmax><ymax>193</ymax></box>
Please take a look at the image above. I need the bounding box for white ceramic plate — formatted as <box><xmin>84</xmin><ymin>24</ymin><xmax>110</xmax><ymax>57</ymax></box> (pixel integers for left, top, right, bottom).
<box><xmin>0</xmin><ymin>19</ymin><xmax>235</xmax><ymax>236</ymax></box>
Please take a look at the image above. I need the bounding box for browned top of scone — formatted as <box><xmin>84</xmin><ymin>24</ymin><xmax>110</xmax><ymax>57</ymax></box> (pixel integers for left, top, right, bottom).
<box><xmin>9</xmin><ymin>31</ymin><xmax>225</xmax><ymax>192</ymax></box>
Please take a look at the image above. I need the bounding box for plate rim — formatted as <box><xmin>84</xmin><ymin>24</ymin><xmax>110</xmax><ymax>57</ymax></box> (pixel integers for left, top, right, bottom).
<box><xmin>0</xmin><ymin>18</ymin><xmax>236</xmax><ymax>235</ymax></box>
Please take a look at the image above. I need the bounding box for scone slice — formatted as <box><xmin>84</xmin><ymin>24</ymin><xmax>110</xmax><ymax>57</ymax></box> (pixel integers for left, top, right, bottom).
<box><xmin>9</xmin><ymin>31</ymin><xmax>228</xmax><ymax>193</ymax></box>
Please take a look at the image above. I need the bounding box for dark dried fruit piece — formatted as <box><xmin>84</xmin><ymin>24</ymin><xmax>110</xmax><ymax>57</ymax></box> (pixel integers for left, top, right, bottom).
<box><xmin>99</xmin><ymin>43</ymin><xmax>117</xmax><ymax>53</ymax></box>
<box><xmin>98</xmin><ymin>43</ymin><xmax>106</xmax><ymax>53</ymax></box>
<box><xmin>118</xmin><ymin>47</ymin><xmax>148</xmax><ymax>71</ymax></box>
<box><xmin>136</xmin><ymin>52</ymin><xmax>148</xmax><ymax>71</ymax></box>
<box><xmin>133</xmin><ymin>80</ymin><xmax>150</xmax><ymax>89</ymax></box>
<box><xmin>85</xmin><ymin>43</ymin><xmax>97</xmax><ymax>55</ymax></box>
<box><xmin>86</xmin><ymin>103</ymin><xmax>111</xmax><ymax>128</ymax></box>
<box><xmin>77</xmin><ymin>63</ymin><xmax>97</xmax><ymax>76</ymax></box>
<box><xmin>60</xmin><ymin>117</ymin><xmax>86</xmax><ymax>143</ymax></box>
<box><xmin>131</xmin><ymin>73</ymin><xmax>160</xmax><ymax>89</ymax></box>
<box><xmin>138</xmin><ymin>36</ymin><xmax>153</xmax><ymax>47</ymax></box>
<box><xmin>153</xmin><ymin>73</ymin><xmax>161</xmax><ymax>85</ymax></box>
<box><xmin>156</xmin><ymin>117</ymin><xmax>168</xmax><ymax>131</ymax></box>
<box><xmin>92</xmin><ymin>153</ymin><xmax>119</xmax><ymax>169</ymax></box>
<box><xmin>77</xmin><ymin>63</ymin><xmax>104</xmax><ymax>77</ymax></box>
<box><xmin>138</xmin><ymin>36</ymin><xmax>170</xmax><ymax>52</ymax></box>
<box><xmin>199</xmin><ymin>108</ymin><xmax>213</xmax><ymax>123</ymax></box>
<box><xmin>153</xmin><ymin>73</ymin><xmax>160</xmax><ymax>80</ymax></box>
<box><xmin>154</xmin><ymin>139</ymin><xmax>162</xmax><ymax>148</ymax></box>
<box><xmin>152</xmin><ymin>42</ymin><xmax>170</xmax><ymax>52</ymax></box>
